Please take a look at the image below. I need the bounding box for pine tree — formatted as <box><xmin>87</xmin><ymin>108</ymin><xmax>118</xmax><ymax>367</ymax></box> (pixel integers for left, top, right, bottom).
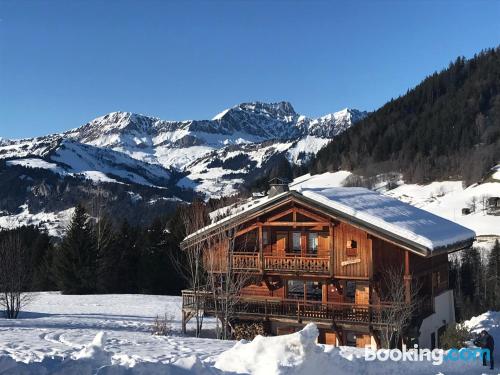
<box><xmin>486</xmin><ymin>240</ymin><xmax>500</xmax><ymax>310</ymax></box>
<box><xmin>114</xmin><ymin>220</ymin><xmax>141</xmax><ymax>293</ymax></box>
<box><xmin>95</xmin><ymin>214</ymin><xmax>117</xmax><ymax>293</ymax></box>
<box><xmin>54</xmin><ymin>204</ymin><xmax>98</xmax><ymax>294</ymax></box>
<box><xmin>459</xmin><ymin>247</ymin><xmax>484</xmax><ymax>318</ymax></box>
<box><xmin>138</xmin><ymin>218</ymin><xmax>176</xmax><ymax>295</ymax></box>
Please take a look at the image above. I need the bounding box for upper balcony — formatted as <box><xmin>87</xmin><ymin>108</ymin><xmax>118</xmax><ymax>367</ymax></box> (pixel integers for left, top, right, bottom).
<box><xmin>232</xmin><ymin>252</ymin><xmax>330</xmax><ymax>275</ymax></box>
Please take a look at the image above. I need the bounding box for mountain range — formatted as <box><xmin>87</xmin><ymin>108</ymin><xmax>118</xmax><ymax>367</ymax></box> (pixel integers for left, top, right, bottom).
<box><xmin>0</xmin><ymin>102</ymin><xmax>366</xmax><ymax>234</ymax></box>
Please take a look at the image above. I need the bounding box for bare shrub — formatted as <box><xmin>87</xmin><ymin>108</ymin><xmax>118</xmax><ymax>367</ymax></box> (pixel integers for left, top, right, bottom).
<box><xmin>376</xmin><ymin>266</ymin><xmax>421</xmax><ymax>348</ymax></box>
<box><xmin>151</xmin><ymin>313</ymin><xmax>174</xmax><ymax>336</ymax></box>
<box><xmin>0</xmin><ymin>234</ymin><xmax>33</xmax><ymax>319</ymax></box>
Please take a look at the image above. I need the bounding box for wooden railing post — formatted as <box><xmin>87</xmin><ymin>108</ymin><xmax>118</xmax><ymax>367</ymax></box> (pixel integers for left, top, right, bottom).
<box><xmin>329</xmin><ymin>223</ymin><xmax>334</xmax><ymax>277</ymax></box>
<box><xmin>258</xmin><ymin>223</ymin><xmax>264</xmax><ymax>274</ymax></box>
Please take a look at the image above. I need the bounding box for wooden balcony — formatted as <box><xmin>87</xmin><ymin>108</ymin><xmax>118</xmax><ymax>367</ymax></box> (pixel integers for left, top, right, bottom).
<box><xmin>232</xmin><ymin>253</ymin><xmax>330</xmax><ymax>275</ymax></box>
<box><xmin>182</xmin><ymin>290</ymin><xmax>394</xmax><ymax>326</ymax></box>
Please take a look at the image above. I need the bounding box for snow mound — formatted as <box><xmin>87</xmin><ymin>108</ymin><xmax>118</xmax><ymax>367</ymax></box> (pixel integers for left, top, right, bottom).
<box><xmin>464</xmin><ymin>311</ymin><xmax>500</xmax><ymax>341</ymax></box>
<box><xmin>215</xmin><ymin>323</ymin><xmax>327</xmax><ymax>375</ymax></box>
<box><xmin>0</xmin><ymin>331</ymin><xmax>215</xmax><ymax>374</ymax></box>
<box><xmin>72</xmin><ymin>331</ymin><xmax>111</xmax><ymax>364</ymax></box>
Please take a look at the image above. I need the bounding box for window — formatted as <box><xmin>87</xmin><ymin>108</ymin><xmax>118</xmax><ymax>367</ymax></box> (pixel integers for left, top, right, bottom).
<box><xmin>345</xmin><ymin>332</ymin><xmax>357</xmax><ymax>347</ymax></box>
<box><xmin>345</xmin><ymin>281</ymin><xmax>356</xmax><ymax>302</ymax></box>
<box><xmin>292</xmin><ymin>232</ymin><xmax>301</xmax><ymax>252</ymax></box>
<box><xmin>287</xmin><ymin>280</ymin><xmax>323</xmax><ymax>301</ymax></box>
<box><xmin>262</xmin><ymin>230</ymin><xmax>269</xmax><ymax>245</ymax></box>
<box><xmin>308</xmin><ymin>233</ymin><xmax>318</xmax><ymax>254</ymax></box>
<box><xmin>346</xmin><ymin>239</ymin><xmax>358</xmax><ymax>257</ymax></box>
<box><xmin>305</xmin><ymin>281</ymin><xmax>322</xmax><ymax>301</ymax></box>
<box><xmin>287</xmin><ymin>280</ymin><xmax>304</xmax><ymax>299</ymax></box>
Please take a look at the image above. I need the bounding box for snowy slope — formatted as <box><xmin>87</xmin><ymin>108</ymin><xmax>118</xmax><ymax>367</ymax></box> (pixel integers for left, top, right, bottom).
<box><xmin>2</xmin><ymin>138</ymin><xmax>173</xmax><ymax>187</ymax></box>
<box><xmin>0</xmin><ymin>293</ymin><xmax>499</xmax><ymax>374</ymax></box>
<box><xmin>385</xmin><ymin>180</ymin><xmax>500</xmax><ymax>238</ymax></box>
<box><xmin>0</xmin><ymin>205</ymin><xmax>74</xmax><ymax>238</ymax></box>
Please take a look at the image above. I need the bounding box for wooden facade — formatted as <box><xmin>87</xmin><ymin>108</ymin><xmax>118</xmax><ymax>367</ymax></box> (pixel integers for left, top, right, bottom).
<box><xmin>181</xmin><ymin>190</ymin><xmax>468</xmax><ymax>348</ymax></box>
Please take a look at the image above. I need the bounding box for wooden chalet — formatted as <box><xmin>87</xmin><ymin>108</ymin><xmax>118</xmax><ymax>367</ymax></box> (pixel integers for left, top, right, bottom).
<box><xmin>181</xmin><ymin>176</ymin><xmax>475</xmax><ymax>348</ymax></box>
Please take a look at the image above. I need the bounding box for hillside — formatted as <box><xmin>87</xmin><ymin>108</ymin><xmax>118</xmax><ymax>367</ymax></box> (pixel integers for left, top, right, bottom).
<box><xmin>312</xmin><ymin>48</ymin><xmax>500</xmax><ymax>185</ymax></box>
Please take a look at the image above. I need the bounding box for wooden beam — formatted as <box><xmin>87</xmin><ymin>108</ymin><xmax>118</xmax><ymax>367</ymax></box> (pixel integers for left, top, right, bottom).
<box><xmin>263</xmin><ymin>221</ymin><xmax>330</xmax><ymax>227</ymax></box>
<box><xmin>295</xmin><ymin>207</ymin><xmax>330</xmax><ymax>223</ymax></box>
<box><xmin>236</xmin><ymin>224</ymin><xmax>259</xmax><ymax>237</ymax></box>
<box><xmin>266</xmin><ymin>208</ymin><xmax>294</xmax><ymax>223</ymax></box>
<box><xmin>266</xmin><ymin>206</ymin><xmax>330</xmax><ymax>225</ymax></box>
<box><xmin>404</xmin><ymin>250</ymin><xmax>411</xmax><ymax>303</ymax></box>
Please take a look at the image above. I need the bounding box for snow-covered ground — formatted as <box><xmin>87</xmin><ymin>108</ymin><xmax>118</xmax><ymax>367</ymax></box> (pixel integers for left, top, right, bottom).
<box><xmin>0</xmin><ymin>293</ymin><xmax>232</xmax><ymax>373</ymax></box>
<box><xmin>0</xmin><ymin>293</ymin><xmax>499</xmax><ymax>374</ymax></box>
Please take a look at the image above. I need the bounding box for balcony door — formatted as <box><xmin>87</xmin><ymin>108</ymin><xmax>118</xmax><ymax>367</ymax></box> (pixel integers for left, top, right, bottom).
<box><xmin>276</xmin><ymin>232</ymin><xmax>287</xmax><ymax>256</ymax></box>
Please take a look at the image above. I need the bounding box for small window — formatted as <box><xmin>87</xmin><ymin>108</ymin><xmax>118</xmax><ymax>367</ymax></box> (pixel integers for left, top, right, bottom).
<box><xmin>308</xmin><ymin>233</ymin><xmax>318</xmax><ymax>253</ymax></box>
<box><xmin>345</xmin><ymin>331</ymin><xmax>357</xmax><ymax>347</ymax></box>
<box><xmin>346</xmin><ymin>240</ymin><xmax>358</xmax><ymax>257</ymax></box>
<box><xmin>262</xmin><ymin>230</ymin><xmax>269</xmax><ymax>245</ymax></box>
<box><xmin>292</xmin><ymin>232</ymin><xmax>301</xmax><ymax>252</ymax></box>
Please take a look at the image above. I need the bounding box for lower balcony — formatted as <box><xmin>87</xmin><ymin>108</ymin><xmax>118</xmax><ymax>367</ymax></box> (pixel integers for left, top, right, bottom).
<box><xmin>182</xmin><ymin>290</ymin><xmax>397</xmax><ymax>326</ymax></box>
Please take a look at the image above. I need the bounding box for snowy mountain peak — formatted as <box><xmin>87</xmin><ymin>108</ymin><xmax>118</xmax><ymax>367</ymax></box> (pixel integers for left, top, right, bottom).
<box><xmin>0</xmin><ymin>101</ymin><xmax>367</xmax><ymax>201</ymax></box>
<box><xmin>212</xmin><ymin>101</ymin><xmax>297</xmax><ymax>122</ymax></box>
<box><xmin>237</xmin><ymin>101</ymin><xmax>297</xmax><ymax>118</ymax></box>
<box><xmin>61</xmin><ymin>102</ymin><xmax>366</xmax><ymax>151</ymax></box>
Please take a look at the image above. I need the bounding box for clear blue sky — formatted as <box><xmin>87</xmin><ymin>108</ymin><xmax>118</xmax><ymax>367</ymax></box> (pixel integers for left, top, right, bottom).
<box><xmin>1</xmin><ymin>0</ymin><xmax>500</xmax><ymax>139</ymax></box>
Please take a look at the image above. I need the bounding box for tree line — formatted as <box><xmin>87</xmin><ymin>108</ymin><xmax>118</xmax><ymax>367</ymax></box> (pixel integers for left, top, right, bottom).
<box><xmin>310</xmin><ymin>47</ymin><xmax>500</xmax><ymax>186</ymax></box>
<box><xmin>0</xmin><ymin>203</ymin><xmax>191</xmax><ymax>298</ymax></box>
<box><xmin>451</xmin><ymin>239</ymin><xmax>500</xmax><ymax>322</ymax></box>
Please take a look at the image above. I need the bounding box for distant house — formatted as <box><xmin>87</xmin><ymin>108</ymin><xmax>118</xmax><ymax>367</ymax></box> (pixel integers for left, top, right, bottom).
<box><xmin>487</xmin><ymin>197</ymin><xmax>500</xmax><ymax>215</ymax></box>
<box><xmin>181</xmin><ymin>179</ymin><xmax>475</xmax><ymax>349</ymax></box>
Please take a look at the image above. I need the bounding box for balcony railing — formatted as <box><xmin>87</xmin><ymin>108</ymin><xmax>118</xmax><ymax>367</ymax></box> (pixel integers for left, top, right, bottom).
<box><xmin>232</xmin><ymin>253</ymin><xmax>330</xmax><ymax>274</ymax></box>
<box><xmin>182</xmin><ymin>290</ymin><xmax>397</xmax><ymax>326</ymax></box>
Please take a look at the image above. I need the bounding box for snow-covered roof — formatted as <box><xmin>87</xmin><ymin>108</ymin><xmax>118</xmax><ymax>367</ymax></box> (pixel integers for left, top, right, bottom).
<box><xmin>294</xmin><ymin>186</ymin><xmax>475</xmax><ymax>252</ymax></box>
<box><xmin>182</xmin><ymin>178</ymin><xmax>476</xmax><ymax>256</ymax></box>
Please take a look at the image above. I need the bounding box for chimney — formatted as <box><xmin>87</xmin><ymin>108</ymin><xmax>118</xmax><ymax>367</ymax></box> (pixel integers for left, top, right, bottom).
<box><xmin>268</xmin><ymin>177</ymin><xmax>290</xmax><ymax>198</ymax></box>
